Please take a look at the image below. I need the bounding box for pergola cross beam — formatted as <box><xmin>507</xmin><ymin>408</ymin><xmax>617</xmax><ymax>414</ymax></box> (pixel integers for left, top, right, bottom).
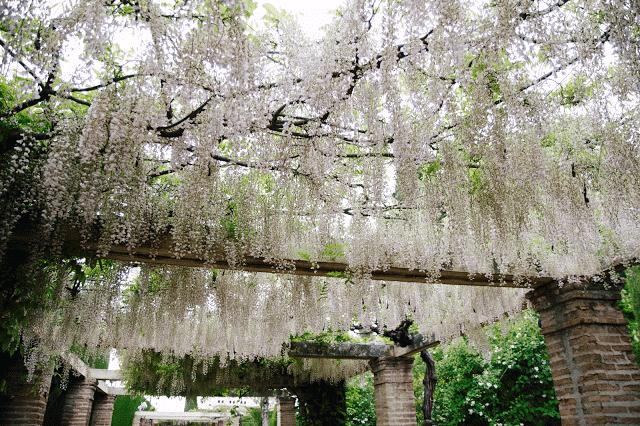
<box><xmin>9</xmin><ymin>224</ymin><xmax>556</xmax><ymax>288</ymax></box>
<box><xmin>288</xmin><ymin>334</ymin><xmax>439</xmax><ymax>360</ymax></box>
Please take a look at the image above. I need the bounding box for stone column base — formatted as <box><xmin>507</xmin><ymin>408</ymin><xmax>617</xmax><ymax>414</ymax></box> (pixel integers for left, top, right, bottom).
<box><xmin>60</xmin><ymin>376</ymin><xmax>98</xmax><ymax>426</ymax></box>
<box><xmin>89</xmin><ymin>393</ymin><xmax>117</xmax><ymax>426</ymax></box>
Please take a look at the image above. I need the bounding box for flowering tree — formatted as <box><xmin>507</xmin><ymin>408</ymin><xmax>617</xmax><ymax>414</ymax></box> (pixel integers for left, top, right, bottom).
<box><xmin>1</xmin><ymin>0</ymin><xmax>639</xmax><ymax>377</ymax></box>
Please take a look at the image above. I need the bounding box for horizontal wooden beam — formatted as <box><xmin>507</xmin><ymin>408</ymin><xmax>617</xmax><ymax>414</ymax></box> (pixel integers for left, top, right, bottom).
<box><xmin>105</xmin><ymin>385</ymin><xmax>128</xmax><ymax>396</ymax></box>
<box><xmin>288</xmin><ymin>334</ymin><xmax>439</xmax><ymax>360</ymax></box>
<box><xmin>64</xmin><ymin>353</ymin><xmax>89</xmax><ymax>378</ymax></box>
<box><xmin>95</xmin><ymin>380</ymin><xmax>111</xmax><ymax>395</ymax></box>
<box><xmin>132</xmin><ymin>412</ymin><xmax>233</xmax><ymax>426</ymax></box>
<box><xmin>289</xmin><ymin>341</ymin><xmax>394</xmax><ymax>359</ymax></box>
<box><xmin>8</xmin><ymin>222</ymin><xmax>554</xmax><ymax>288</ymax></box>
<box><xmin>89</xmin><ymin>368</ymin><xmax>124</xmax><ymax>381</ymax></box>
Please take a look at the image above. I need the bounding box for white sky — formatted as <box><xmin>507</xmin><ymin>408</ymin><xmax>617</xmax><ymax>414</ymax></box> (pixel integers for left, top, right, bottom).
<box><xmin>255</xmin><ymin>0</ymin><xmax>346</xmax><ymax>35</ymax></box>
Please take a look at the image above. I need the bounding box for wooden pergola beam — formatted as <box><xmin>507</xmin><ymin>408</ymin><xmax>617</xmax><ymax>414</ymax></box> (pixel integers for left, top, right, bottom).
<box><xmin>84</xmin><ymin>337</ymin><xmax>440</xmax><ymax>396</ymax></box>
<box><xmin>288</xmin><ymin>341</ymin><xmax>395</xmax><ymax>359</ymax></box>
<box><xmin>88</xmin><ymin>368</ymin><xmax>124</xmax><ymax>381</ymax></box>
<box><xmin>9</xmin><ymin>222</ymin><xmax>555</xmax><ymax>288</ymax></box>
<box><xmin>288</xmin><ymin>334</ymin><xmax>439</xmax><ymax>360</ymax></box>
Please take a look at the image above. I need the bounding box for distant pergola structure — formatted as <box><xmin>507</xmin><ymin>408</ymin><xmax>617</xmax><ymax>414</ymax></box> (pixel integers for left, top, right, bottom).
<box><xmin>132</xmin><ymin>412</ymin><xmax>237</xmax><ymax>426</ymax></box>
<box><xmin>2</xmin><ymin>224</ymin><xmax>640</xmax><ymax>425</ymax></box>
<box><xmin>0</xmin><ymin>330</ymin><xmax>438</xmax><ymax>426</ymax></box>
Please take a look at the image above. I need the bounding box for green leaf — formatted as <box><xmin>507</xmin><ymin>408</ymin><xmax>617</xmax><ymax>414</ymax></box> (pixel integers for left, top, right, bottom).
<box><xmin>298</xmin><ymin>252</ymin><xmax>311</xmax><ymax>261</ymax></box>
<box><xmin>262</xmin><ymin>3</ymin><xmax>279</xmax><ymax>17</ymax></box>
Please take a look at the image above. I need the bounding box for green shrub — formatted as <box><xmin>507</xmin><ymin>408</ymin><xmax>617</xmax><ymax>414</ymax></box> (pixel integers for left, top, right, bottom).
<box><xmin>345</xmin><ymin>373</ymin><xmax>375</xmax><ymax>426</ymax></box>
<box><xmin>426</xmin><ymin>312</ymin><xmax>560</xmax><ymax>426</ymax></box>
<box><xmin>620</xmin><ymin>266</ymin><xmax>640</xmax><ymax>364</ymax></box>
<box><xmin>111</xmin><ymin>395</ymin><xmax>154</xmax><ymax>426</ymax></box>
<box><xmin>241</xmin><ymin>406</ymin><xmax>276</xmax><ymax>426</ymax></box>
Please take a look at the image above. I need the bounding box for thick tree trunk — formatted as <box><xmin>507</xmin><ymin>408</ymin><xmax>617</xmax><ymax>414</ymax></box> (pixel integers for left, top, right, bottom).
<box><xmin>420</xmin><ymin>350</ymin><xmax>437</xmax><ymax>426</ymax></box>
<box><xmin>261</xmin><ymin>396</ymin><xmax>269</xmax><ymax>426</ymax></box>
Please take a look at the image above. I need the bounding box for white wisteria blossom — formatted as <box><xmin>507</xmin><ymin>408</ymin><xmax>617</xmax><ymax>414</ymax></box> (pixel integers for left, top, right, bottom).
<box><xmin>1</xmin><ymin>0</ymin><xmax>639</xmax><ymax>378</ymax></box>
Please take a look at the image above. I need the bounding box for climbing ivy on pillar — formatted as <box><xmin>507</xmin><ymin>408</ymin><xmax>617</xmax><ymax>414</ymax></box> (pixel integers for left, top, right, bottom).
<box><xmin>261</xmin><ymin>396</ymin><xmax>269</xmax><ymax>426</ymax></box>
<box><xmin>277</xmin><ymin>396</ymin><xmax>296</xmax><ymax>426</ymax></box>
<box><xmin>184</xmin><ymin>395</ymin><xmax>198</xmax><ymax>411</ymax></box>
<box><xmin>292</xmin><ymin>380</ymin><xmax>347</xmax><ymax>426</ymax></box>
<box><xmin>0</xmin><ymin>249</ymin><xmax>42</xmax><ymax>361</ymax></box>
<box><xmin>0</xmin><ymin>352</ymin><xmax>52</xmax><ymax>426</ymax></box>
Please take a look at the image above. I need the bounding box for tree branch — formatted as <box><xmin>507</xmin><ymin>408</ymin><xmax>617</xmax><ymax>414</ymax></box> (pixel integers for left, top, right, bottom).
<box><xmin>0</xmin><ymin>37</ymin><xmax>45</xmax><ymax>88</ymax></box>
<box><xmin>0</xmin><ymin>94</ymin><xmax>49</xmax><ymax>119</ymax></box>
<box><xmin>519</xmin><ymin>0</ymin><xmax>572</xmax><ymax>20</ymax></box>
<box><xmin>152</xmin><ymin>97</ymin><xmax>212</xmax><ymax>138</ymax></box>
<box><xmin>70</xmin><ymin>74</ymin><xmax>138</xmax><ymax>92</ymax></box>
<box><xmin>56</xmin><ymin>93</ymin><xmax>91</xmax><ymax>107</ymax></box>
<box><xmin>0</xmin><ymin>75</ymin><xmax>93</xmax><ymax>118</ymax></box>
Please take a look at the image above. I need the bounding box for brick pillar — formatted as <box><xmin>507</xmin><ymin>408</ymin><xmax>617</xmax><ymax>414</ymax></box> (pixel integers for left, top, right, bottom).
<box><xmin>89</xmin><ymin>393</ymin><xmax>116</xmax><ymax>426</ymax></box>
<box><xmin>0</xmin><ymin>355</ymin><xmax>52</xmax><ymax>426</ymax></box>
<box><xmin>277</xmin><ymin>395</ymin><xmax>296</xmax><ymax>426</ymax></box>
<box><xmin>60</xmin><ymin>377</ymin><xmax>97</xmax><ymax>426</ymax></box>
<box><xmin>369</xmin><ymin>357</ymin><xmax>417</xmax><ymax>426</ymax></box>
<box><xmin>527</xmin><ymin>280</ymin><xmax>640</xmax><ymax>425</ymax></box>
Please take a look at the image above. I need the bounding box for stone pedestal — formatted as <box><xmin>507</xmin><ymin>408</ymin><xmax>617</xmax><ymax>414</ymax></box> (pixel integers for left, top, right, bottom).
<box><xmin>89</xmin><ymin>393</ymin><xmax>116</xmax><ymax>426</ymax></box>
<box><xmin>277</xmin><ymin>396</ymin><xmax>296</xmax><ymax>426</ymax></box>
<box><xmin>369</xmin><ymin>357</ymin><xmax>417</xmax><ymax>426</ymax></box>
<box><xmin>60</xmin><ymin>377</ymin><xmax>97</xmax><ymax>426</ymax></box>
<box><xmin>0</xmin><ymin>355</ymin><xmax>52</xmax><ymax>426</ymax></box>
<box><xmin>527</xmin><ymin>280</ymin><xmax>640</xmax><ymax>425</ymax></box>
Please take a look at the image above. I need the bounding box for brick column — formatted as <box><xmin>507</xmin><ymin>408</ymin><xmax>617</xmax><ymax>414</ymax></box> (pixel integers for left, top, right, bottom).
<box><xmin>527</xmin><ymin>280</ymin><xmax>640</xmax><ymax>425</ymax></box>
<box><xmin>89</xmin><ymin>393</ymin><xmax>116</xmax><ymax>426</ymax></box>
<box><xmin>0</xmin><ymin>355</ymin><xmax>52</xmax><ymax>426</ymax></box>
<box><xmin>60</xmin><ymin>377</ymin><xmax>98</xmax><ymax>426</ymax></box>
<box><xmin>277</xmin><ymin>395</ymin><xmax>296</xmax><ymax>426</ymax></box>
<box><xmin>369</xmin><ymin>357</ymin><xmax>417</xmax><ymax>426</ymax></box>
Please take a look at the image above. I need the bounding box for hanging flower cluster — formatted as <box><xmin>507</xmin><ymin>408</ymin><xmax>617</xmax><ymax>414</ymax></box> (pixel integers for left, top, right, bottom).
<box><xmin>21</xmin><ymin>260</ymin><xmax>525</xmax><ymax>388</ymax></box>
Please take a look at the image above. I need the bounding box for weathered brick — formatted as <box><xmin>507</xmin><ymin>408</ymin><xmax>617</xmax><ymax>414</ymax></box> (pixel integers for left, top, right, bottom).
<box><xmin>0</xmin><ymin>354</ymin><xmax>52</xmax><ymax>426</ymax></box>
<box><xmin>617</xmin><ymin>417</ymin><xmax>640</xmax><ymax>424</ymax></box>
<box><xmin>583</xmin><ymin>362</ymin><xmax>616</xmax><ymax>371</ymax></box>
<box><xmin>621</xmin><ymin>383</ymin><xmax>640</xmax><ymax>392</ymax></box>
<box><xmin>369</xmin><ymin>357</ymin><xmax>417</xmax><ymax>426</ymax></box>
<box><xmin>527</xmin><ymin>280</ymin><xmax>640</xmax><ymax>426</ymax></box>
<box><xmin>612</xmin><ymin>344</ymin><xmax>637</xmax><ymax>354</ymax></box>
